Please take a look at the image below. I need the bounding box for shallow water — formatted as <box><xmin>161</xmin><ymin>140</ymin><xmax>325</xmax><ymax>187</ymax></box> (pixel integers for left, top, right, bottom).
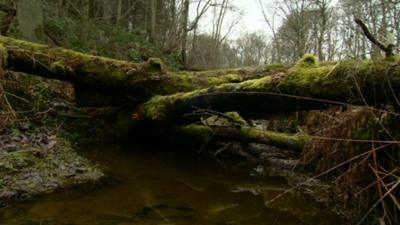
<box><xmin>0</xmin><ymin>144</ymin><xmax>344</xmax><ymax>225</ymax></box>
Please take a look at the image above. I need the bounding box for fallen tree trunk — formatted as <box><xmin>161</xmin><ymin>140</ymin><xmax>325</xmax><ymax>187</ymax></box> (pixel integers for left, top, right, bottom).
<box><xmin>0</xmin><ymin>36</ymin><xmax>165</xmax><ymax>97</ymax></box>
<box><xmin>115</xmin><ymin>110</ymin><xmax>308</xmax><ymax>151</ymax></box>
<box><xmin>0</xmin><ymin>35</ymin><xmax>285</xmax><ymax>106</ymax></box>
<box><xmin>135</xmin><ymin>58</ymin><xmax>400</xmax><ymax>121</ymax></box>
<box><xmin>75</xmin><ymin>65</ymin><xmax>285</xmax><ymax>106</ymax></box>
<box><xmin>3</xmin><ymin>36</ymin><xmax>399</xmax><ymax>116</ymax></box>
<box><xmin>178</xmin><ymin>125</ymin><xmax>309</xmax><ymax>151</ymax></box>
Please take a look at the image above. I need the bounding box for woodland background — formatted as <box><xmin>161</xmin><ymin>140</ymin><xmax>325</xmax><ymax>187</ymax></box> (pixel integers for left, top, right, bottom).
<box><xmin>4</xmin><ymin>0</ymin><xmax>400</xmax><ymax>70</ymax></box>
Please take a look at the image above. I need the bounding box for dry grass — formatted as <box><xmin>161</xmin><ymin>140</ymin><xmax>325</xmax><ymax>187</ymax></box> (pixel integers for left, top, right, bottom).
<box><xmin>301</xmin><ymin>107</ymin><xmax>399</xmax><ymax>225</ymax></box>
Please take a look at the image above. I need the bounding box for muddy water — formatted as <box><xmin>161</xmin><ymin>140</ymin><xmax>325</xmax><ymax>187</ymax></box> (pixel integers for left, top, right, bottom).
<box><xmin>0</xmin><ymin>144</ymin><xmax>343</xmax><ymax>225</ymax></box>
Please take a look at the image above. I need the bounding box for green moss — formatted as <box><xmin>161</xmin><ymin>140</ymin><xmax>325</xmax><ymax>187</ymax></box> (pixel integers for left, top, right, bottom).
<box><xmin>207</xmin><ymin>74</ymin><xmax>242</xmax><ymax>86</ymax></box>
<box><xmin>201</xmin><ymin>112</ymin><xmax>248</xmax><ymax>127</ymax></box>
<box><xmin>180</xmin><ymin>124</ymin><xmax>213</xmax><ymax>140</ymax></box>
<box><xmin>138</xmin><ymin>75</ymin><xmax>274</xmax><ymax>120</ymax></box>
<box><xmin>147</xmin><ymin>57</ymin><xmax>164</xmax><ymax>71</ymax></box>
<box><xmin>296</xmin><ymin>54</ymin><xmax>319</xmax><ymax>68</ymax></box>
<box><xmin>327</xmin><ymin>58</ymin><xmax>400</xmax><ymax>92</ymax></box>
<box><xmin>239</xmin><ymin>76</ymin><xmax>272</xmax><ymax>89</ymax></box>
<box><xmin>385</xmin><ymin>54</ymin><xmax>400</xmax><ymax>62</ymax></box>
<box><xmin>285</xmin><ymin>66</ymin><xmax>332</xmax><ymax>85</ymax></box>
<box><xmin>180</xmin><ymin>88</ymin><xmax>207</xmax><ymax>100</ymax></box>
<box><xmin>242</xmin><ymin>127</ymin><xmax>308</xmax><ymax>150</ymax></box>
<box><xmin>50</xmin><ymin>61</ymin><xmax>66</xmax><ymax>74</ymax></box>
<box><xmin>0</xmin><ymin>35</ymin><xmax>46</xmax><ymax>52</ymax></box>
<box><xmin>155</xmin><ymin>71</ymin><xmax>242</xmax><ymax>95</ymax></box>
<box><xmin>265</xmin><ymin>63</ymin><xmax>285</xmax><ymax>71</ymax></box>
<box><xmin>172</xmin><ymin>75</ymin><xmax>194</xmax><ymax>91</ymax></box>
<box><xmin>224</xmin><ymin>112</ymin><xmax>248</xmax><ymax>125</ymax></box>
<box><xmin>180</xmin><ymin>124</ymin><xmax>308</xmax><ymax>151</ymax></box>
<box><xmin>224</xmin><ymin>74</ymin><xmax>241</xmax><ymax>82</ymax></box>
<box><xmin>0</xmin><ymin>35</ymin><xmax>139</xmax><ymax>86</ymax></box>
<box><xmin>279</xmin><ymin>63</ymin><xmax>338</xmax><ymax>96</ymax></box>
<box><xmin>0</xmin><ymin>151</ymin><xmax>34</xmax><ymax>172</ymax></box>
<box><xmin>139</xmin><ymin>94</ymin><xmax>182</xmax><ymax>120</ymax></box>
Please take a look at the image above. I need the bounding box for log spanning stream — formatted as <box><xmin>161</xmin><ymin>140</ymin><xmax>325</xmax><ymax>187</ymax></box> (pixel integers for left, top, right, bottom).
<box><xmin>0</xmin><ymin>144</ymin><xmax>344</xmax><ymax>225</ymax></box>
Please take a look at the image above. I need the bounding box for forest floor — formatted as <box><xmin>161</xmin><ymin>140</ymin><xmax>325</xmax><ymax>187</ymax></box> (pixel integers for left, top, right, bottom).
<box><xmin>0</xmin><ymin>120</ymin><xmax>103</xmax><ymax>206</ymax></box>
<box><xmin>0</xmin><ymin>74</ymin><xmax>106</xmax><ymax>206</ymax></box>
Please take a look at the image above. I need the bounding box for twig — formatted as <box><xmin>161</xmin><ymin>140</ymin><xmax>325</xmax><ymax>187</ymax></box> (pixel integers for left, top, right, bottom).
<box><xmin>357</xmin><ymin>180</ymin><xmax>400</xmax><ymax>225</ymax></box>
<box><xmin>308</xmin><ymin>135</ymin><xmax>400</xmax><ymax>144</ymax></box>
<box><xmin>265</xmin><ymin>144</ymin><xmax>391</xmax><ymax>206</ymax></box>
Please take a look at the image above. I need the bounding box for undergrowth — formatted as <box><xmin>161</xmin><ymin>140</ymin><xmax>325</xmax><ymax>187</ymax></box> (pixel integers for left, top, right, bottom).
<box><xmin>44</xmin><ymin>17</ymin><xmax>181</xmax><ymax>70</ymax></box>
<box><xmin>301</xmin><ymin>107</ymin><xmax>399</xmax><ymax>225</ymax></box>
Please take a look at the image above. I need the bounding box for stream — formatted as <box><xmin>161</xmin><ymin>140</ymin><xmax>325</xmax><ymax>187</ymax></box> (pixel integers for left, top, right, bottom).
<box><xmin>0</xmin><ymin>144</ymin><xmax>344</xmax><ymax>225</ymax></box>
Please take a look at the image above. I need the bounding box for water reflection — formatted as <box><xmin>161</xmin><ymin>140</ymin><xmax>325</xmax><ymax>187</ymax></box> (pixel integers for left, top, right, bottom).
<box><xmin>0</xmin><ymin>144</ymin><xmax>343</xmax><ymax>225</ymax></box>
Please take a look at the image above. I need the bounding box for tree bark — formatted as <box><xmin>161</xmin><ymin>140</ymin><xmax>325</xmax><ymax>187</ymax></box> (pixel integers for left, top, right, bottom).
<box><xmin>178</xmin><ymin>124</ymin><xmax>308</xmax><ymax>151</ymax></box>
<box><xmin>0</xmin><ymin>3</ymin><xmax>16</xmax><ymax>35</ymax></box>
<box><xmin>135</xmin><ymin>59</ymin><xmax>400</xmax><ymax>121</ymax></box>
<box><xmin>180</xmin><ymin>0</ymin><xmax>189</xmax><ymax>68</ymax></box>
<box><xmin>149</xmin><ymin>0</ymin><xmax>157</xmax><ymax>43</ymax></box>
<box><xmin>0</xmin><ymin>35</ymin><xmax>283</xmax><ymax>106</ymax></box>
<box><xmin>2</xmin><ymin>35</ymin><xmax>400</xmax><ymax>114</ymax></box>
<box><xmin>0</xmin><ymin>35</ymin><xmax>166</xmax><ymax>98</ymax></box>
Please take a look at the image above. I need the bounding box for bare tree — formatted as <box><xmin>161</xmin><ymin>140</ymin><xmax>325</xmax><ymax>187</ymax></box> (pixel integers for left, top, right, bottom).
<box><xmin>258</xmin><ymin>0</ymin><xmax>282</xmax><ymax>63</ymax></box>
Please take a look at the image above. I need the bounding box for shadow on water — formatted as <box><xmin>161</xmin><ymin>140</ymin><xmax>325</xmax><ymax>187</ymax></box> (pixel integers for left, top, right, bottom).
<box><xmin>0</xmin><ymin>144</ymin><xmax>344</xmax><ymax>225</ymax></box>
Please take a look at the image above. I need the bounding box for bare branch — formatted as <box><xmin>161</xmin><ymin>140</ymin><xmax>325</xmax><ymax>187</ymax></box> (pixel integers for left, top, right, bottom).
<box><xmin>354</xmin><ymin>18</ymin><xmax>394</xmax><ymax>57</ymax></box>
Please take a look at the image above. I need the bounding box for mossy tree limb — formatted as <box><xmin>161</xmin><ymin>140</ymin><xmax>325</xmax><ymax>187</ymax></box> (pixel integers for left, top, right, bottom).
<box><xmin>136</xmin><ymin>59</ymin><xmax>400</xmax><ymax>121</ymax></box>
<box><xmin>178</xmin><ymin>125</ymin><xmax>309</xmax><ymax>151</ymax></box>
<box><xmin>0</xmin><ymin>35</ymin><xmax>166</xmax><ymax>98</ymax></box>
<box><xmin>355</xmin><ymin>18</ymin><xmax>395</xmax><ymax>58</ymax></box>
<box><xmin>0</xmin><ymin>36</ymin><xmax>286</xmax><ymax>106</ymax></box>
<box><xmin>76</xmin><ymin>65</ymin><xmax>287</xmax><ymax>107</ymax></box>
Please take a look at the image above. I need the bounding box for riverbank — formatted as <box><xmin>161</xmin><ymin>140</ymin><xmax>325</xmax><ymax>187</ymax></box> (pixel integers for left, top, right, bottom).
<box><xmin>0</xmin><ymin>73</ymin><xmax>105</xmax><ymax>206</ymax></box>
<box><xmin>0</xmin><ymin>123</ymin><xmax>103</xmax><ymax>206</ymax></box>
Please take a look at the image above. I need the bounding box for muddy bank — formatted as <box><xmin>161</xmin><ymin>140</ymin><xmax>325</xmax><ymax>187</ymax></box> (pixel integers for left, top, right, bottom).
<box><xmin>0</xmin><ymin>122</ymin><xmax>103</xmax><ymax>206</ymax></box>
<box><xmin>0</xmin><ymin>72</ymin><xmax>108</xmax><ymax>206</ymax></box>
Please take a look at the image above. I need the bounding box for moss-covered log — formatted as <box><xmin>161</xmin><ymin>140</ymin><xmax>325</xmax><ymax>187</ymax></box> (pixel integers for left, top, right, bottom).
<box><xmin>136</xmin><ymin>56</ymin><xmax>400</xmax><ymax>121</ymax></box>
<box><xmin>179</xmin><ymin>125</ymin><xmax>309</xmax><ymax>151</ymax></box>
<box><xmin>111</xmin><ymin>110</ymin><xmax>308</xmax><ymax>151</ymax></box>
<box><xmin>0</xmin><ymin>35</ymin><xmax>286</xmax><ymax>106</ymax></box>
<box><xmin>0</xmin><ymin>36</ymin><xmax>165</xmax><ymax>98</ymax></box>
<box><xmin>76</xmin><ymin>65</ymin><xmax>287</xmax><ymax>106</ymax></box>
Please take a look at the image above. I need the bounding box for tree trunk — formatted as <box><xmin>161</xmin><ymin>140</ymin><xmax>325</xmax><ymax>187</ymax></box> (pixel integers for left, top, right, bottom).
<box><xmin>149</xmin><ymin>0</ymin><xmax>157</xmax><ymax>43</ymax></box>
<box><xmin>0</xmin><ymin>3</ymin><xmax>16</xmax><ymax>36</ymax></box>
<box><xmin>81</xmin><ymin>0</ymin><xmax>90</xmax><ymax>21</ymax></box>
<box><xmin>178</xmin><ymin>125</ymin><xmax>308</xmax><ymax>151</ymax></box>
<box><xmin>135</xmin><ymin>59</ymin><xmax>400</xmax><ymax>121</ymax></box>
<box><xmin>116</xmin><ymin>0</ymin><xmax>123</xmax><ymax>25</ymax></box>
<box><xmin>0</xmin><ymin>36</ymin><xmax>282</xmax><ymax>106</ymax></box>
<box><xmin>2</xmin><ymin>36</ymin><xmax>400</xmax><ymax>115</ymax></box>
<box><xmin>180</xmin><ymin>0</ymin><xmax>189</xmax><ymax>69</ymax></box>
